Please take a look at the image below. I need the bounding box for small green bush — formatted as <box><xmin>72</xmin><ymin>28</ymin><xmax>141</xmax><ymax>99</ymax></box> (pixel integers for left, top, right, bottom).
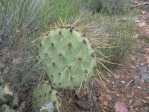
<box><xmin>84</xmin><ymin>0</ymin><xmax>131</xmax><ymax>14</ymax></box>
<box><xmin>0</xmin><ymin>0</ymin><xmax>51</xmax><ymax>43</ymax></box>
<box><xmin>92</xmin><ymin>14</ymin><xmax>136</xmax><ymax>68</ymax></box>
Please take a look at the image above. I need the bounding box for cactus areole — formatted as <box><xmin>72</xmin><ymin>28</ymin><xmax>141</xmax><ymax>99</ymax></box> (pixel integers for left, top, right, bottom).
<box><xmin>39</xmin><ymin>26</ymin><xmax>96</xmax><ymax>89</ymax></box>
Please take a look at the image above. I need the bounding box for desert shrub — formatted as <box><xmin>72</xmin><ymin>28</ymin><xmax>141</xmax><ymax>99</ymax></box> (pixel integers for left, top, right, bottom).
<box><xmin>0</xmin><ymin>0</ymin><xmax>51</xmax><ymax>45</ymax></box>
<box><xmin>92</xmin><ymin>14</ymin><xmax>136</xmax><ymax>68</ymax></box>
<box><xmin>84</xmin><ymin>0</ymin><xmax>131</xmax><ymax>14</ymax></box>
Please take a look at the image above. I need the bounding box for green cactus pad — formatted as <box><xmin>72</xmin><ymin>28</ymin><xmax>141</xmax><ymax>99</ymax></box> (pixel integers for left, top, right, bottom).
<box><xmin>39</xmin><ymin>26</ymin><xmax>96</xmax><ymax>89</ymax></box>
<box><xmin>32</xmin><ymin>81</ymin><xmax>61</xmax><ymax>112</ymax></box>
<box><xmin>0</xmin><ymin>84</ymin><xmax>13</xmax><ymax>104</ymax></box>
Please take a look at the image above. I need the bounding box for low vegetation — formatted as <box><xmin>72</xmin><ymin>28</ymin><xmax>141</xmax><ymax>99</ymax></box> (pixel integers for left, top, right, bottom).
<box><xmin>0</xmin><ymin>0</ymin><xmax>137</xmax><ymax>111</ymax></box>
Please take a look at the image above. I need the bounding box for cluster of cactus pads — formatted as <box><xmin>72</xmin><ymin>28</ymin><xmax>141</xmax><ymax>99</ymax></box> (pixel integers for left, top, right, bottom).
<box><xmin>38</xmin><ymin>26</ymin><xmax>96</xmax><ymax>89</ymax></box>
<box><xmin>32</xmin><ymin>26</ymin><xmax>96</xmax><ymax>111</ymax></box>
<box><xmin>32</xmin><ymin>81</ymin><xmax>61</xmax><ymax>112</ymax></box>
<box><xmin>0</xmin><ymin>78</ymin><xmax>16</xmax><ymax>112</ymax></box>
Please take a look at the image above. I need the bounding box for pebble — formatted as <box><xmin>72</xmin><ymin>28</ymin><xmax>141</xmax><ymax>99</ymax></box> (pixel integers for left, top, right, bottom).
<box><xmin>109</xmin><ymin>97</ymin><xmax>119</xmax><ymax>105</ymax></box>
<box><xmin>76</xmin><ymin>99</ymin><xmax>91</xmax><ymax>111</ymax></box>
<box><xmin>145</xmin><ymin>78</ymin><xmax>149</xmax><ymax>83</ymax></box>
<box><xmin>133</xmin><ymin>79</ymin><xmax>143</xmax><ymax>85</ymax></box>
<box><xmin>120</xmin><ymin>88</ymin><xmax>125</xmax><ymax>93</ymax></box>
<box><xmin>127</xmin><ymin>94</ymin><xmax>134</xmax><ymax>99</ymax></box>
<box><xmin>107</xmin><ymin>85</ymin><xmax>115</xmax><ymax>91</ymax></box>
<box><xmin>92</xmin><ymin>102</ymin><xmax>100</xmax><ymax>111</ymax></box>
<box><xmin>140</xmin><ymin>66</ymin><xmax>147</xmax><ymax>74</ymax></box>
<box><xmin>139</xmin><ymin>66</ymin><xmax>149</xmax><ymax>80</ymax></box>
<box><xmin>129</xmin><ymin>109</ymin><xmax>137</xmax><ymax>112</ymax></box>
<box><xmin>131</xmin><ymin>60</ymin><xmax>137</xmax><ymax>66</ymax></box>
<box><xmin>142</xmin><ymin>73</ymin><xmax>149</xmax><ymax>80</ymax></box>
<box><xmin>115</xmin><ymin>82</ymin><xmax>123</xmax><ymax>88</ymax></box>
<box><xmin>12</xmin><ymin>58</ymin><xmax>21</xmax><ymax>65</ymax></box>
<box><xmin>133</xmin><ymin>100</ymin><xmax>143</xmax><ymax>107</ymax></box>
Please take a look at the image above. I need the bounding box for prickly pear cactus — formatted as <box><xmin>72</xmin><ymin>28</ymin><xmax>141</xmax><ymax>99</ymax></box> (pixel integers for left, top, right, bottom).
<box><xmin>39</xmin><ymin>26</ymin><xmax>96</xmax><ymax>89</ymax></box>
<box><xmin>0</xmin><ymin>84</ymin><xmax>13</xmax><ymax>104</ymax></box>
<box><xmin>32</xmin><ymin>81</ymin><xmax>61</xmax><ymax>112</ymax></box>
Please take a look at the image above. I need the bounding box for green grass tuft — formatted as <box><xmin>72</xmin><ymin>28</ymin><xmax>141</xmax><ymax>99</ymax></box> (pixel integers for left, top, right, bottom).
<box><xmin>0</xmin><ymin>0</ymin><xmax>51</xmax><ymax>44</ymax></box>
<box><xmin>83</xmin><ymin>0</ymin><xmax>131</xmax><ymax>14</ymax></box>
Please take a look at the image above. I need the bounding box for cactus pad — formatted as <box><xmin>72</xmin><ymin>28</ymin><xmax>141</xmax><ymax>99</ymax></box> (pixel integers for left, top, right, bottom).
<box><xmin>39</xmin><ymin>26</ymin><xmax>96</xmax><ymax>89</ymax></box>
<box><xmin>32</xmin><ymin>81</ymin><xmax>61</xmax><ymax>112</ymax></box>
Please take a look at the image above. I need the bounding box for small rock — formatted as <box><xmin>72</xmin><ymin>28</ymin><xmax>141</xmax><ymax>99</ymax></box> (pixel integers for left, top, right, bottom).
<box><xmin>127</xmin><ymin>94</ymin><xmax>133</xmax><ymax>99</ymax></box>
<box><xmin>120</xmin><ymin>81</ymin><xmax>125</xmax><ymax>84</ymax></box>
<box><xmin>129</xmin><ymin>109</ymin><xmax>137</xmax><ymax>112</ymax></box>
<box><xmin>133</xmin><ymin>79</ymin><xmax>143</xmax><ymax>85</ymax></box>
<box><xmin>128</xmin><ymin>99</ymin><xmax>133</xmax><ymax>104</ymax></box>
<box><xmin>12</xmin><ymin>58</ymin><xmax>21</xmax><ymax>65</ymax></box>
<box><xmin>107</xmin><ymin>84</ymin><xmax>115</xmax><ymax>91</ymax></box>
<box><xmin>142</xmin><ymin>73</ymin><xmax>149</xmax><ymax>80</ymax></box>
<box><xmin>136</xmin><ymin>86</ymin><xmax>141</xmax><ymax>89</ymax></box>
<box><xmin>139</xmin><ymin>66</ymin><xmax>149</xmax><ymax>80</ymax></box>
<box><xmin>114</xmin><ymin>75</ymin><xmax>120</xmax><ymax>79</ymax></box>
<box><xmin>138</xmin><ymin>22</ymin><xmax>146</xmax><ymax>28</ymax></box>
<box><xmin>141</xmin><ymin>11</ymin><xmax>146</xmax><ymax>15</ymax></box>
<box><xmin>92</xmin><ymin>102</ymin><xmax>100</xmax><ymax>112</ymax></box>
<box><xmin>76</xmin><ymin>99</ymin><xmax>91</xmax><ymax>111</ymax></box>
<box><xmin>120</xmin><ymin>89</ymin><xmax>125</xmax><ymax>93</ymax></box>
<box><xmin>109</xmin><ymin>96</ymin><xmax>119</xmax><ymax>105</ymax></box>
<box><xmin>115</xmin><ymin>82</ymin><xmax>124</xmax><ymax>88</ymax></box>
<box><xmin>114</xmin><ymin>102</ymin><xmax>128</xmax><ymax>112</ymax></box>
<box><xmin>102</xmin><ymin>101</ymin><xmax>108</xmax><ymax>106</ymax></box>
<box><xmin>131</xmin><ymin>60</ymin><xmax>136</xmax><ymax>66</ymax></box>
<box><xmin>142</xmin><ymin>100</ymin><xmax>148</xmax><ymax>104</ymax></box>
<box><xmin>145</xmin><ymin>78</ymin><xmax>149</xmax><ymax>83</ymax></box>
<box><xmin>140</xmin><ymin>66</ymin><xmax>147</xmax><ymax>74</ymax></box>
<box><xmin>133</xmin><ymin>100</ymin><xmax>143</xmax><ymax>107</ymax></box>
